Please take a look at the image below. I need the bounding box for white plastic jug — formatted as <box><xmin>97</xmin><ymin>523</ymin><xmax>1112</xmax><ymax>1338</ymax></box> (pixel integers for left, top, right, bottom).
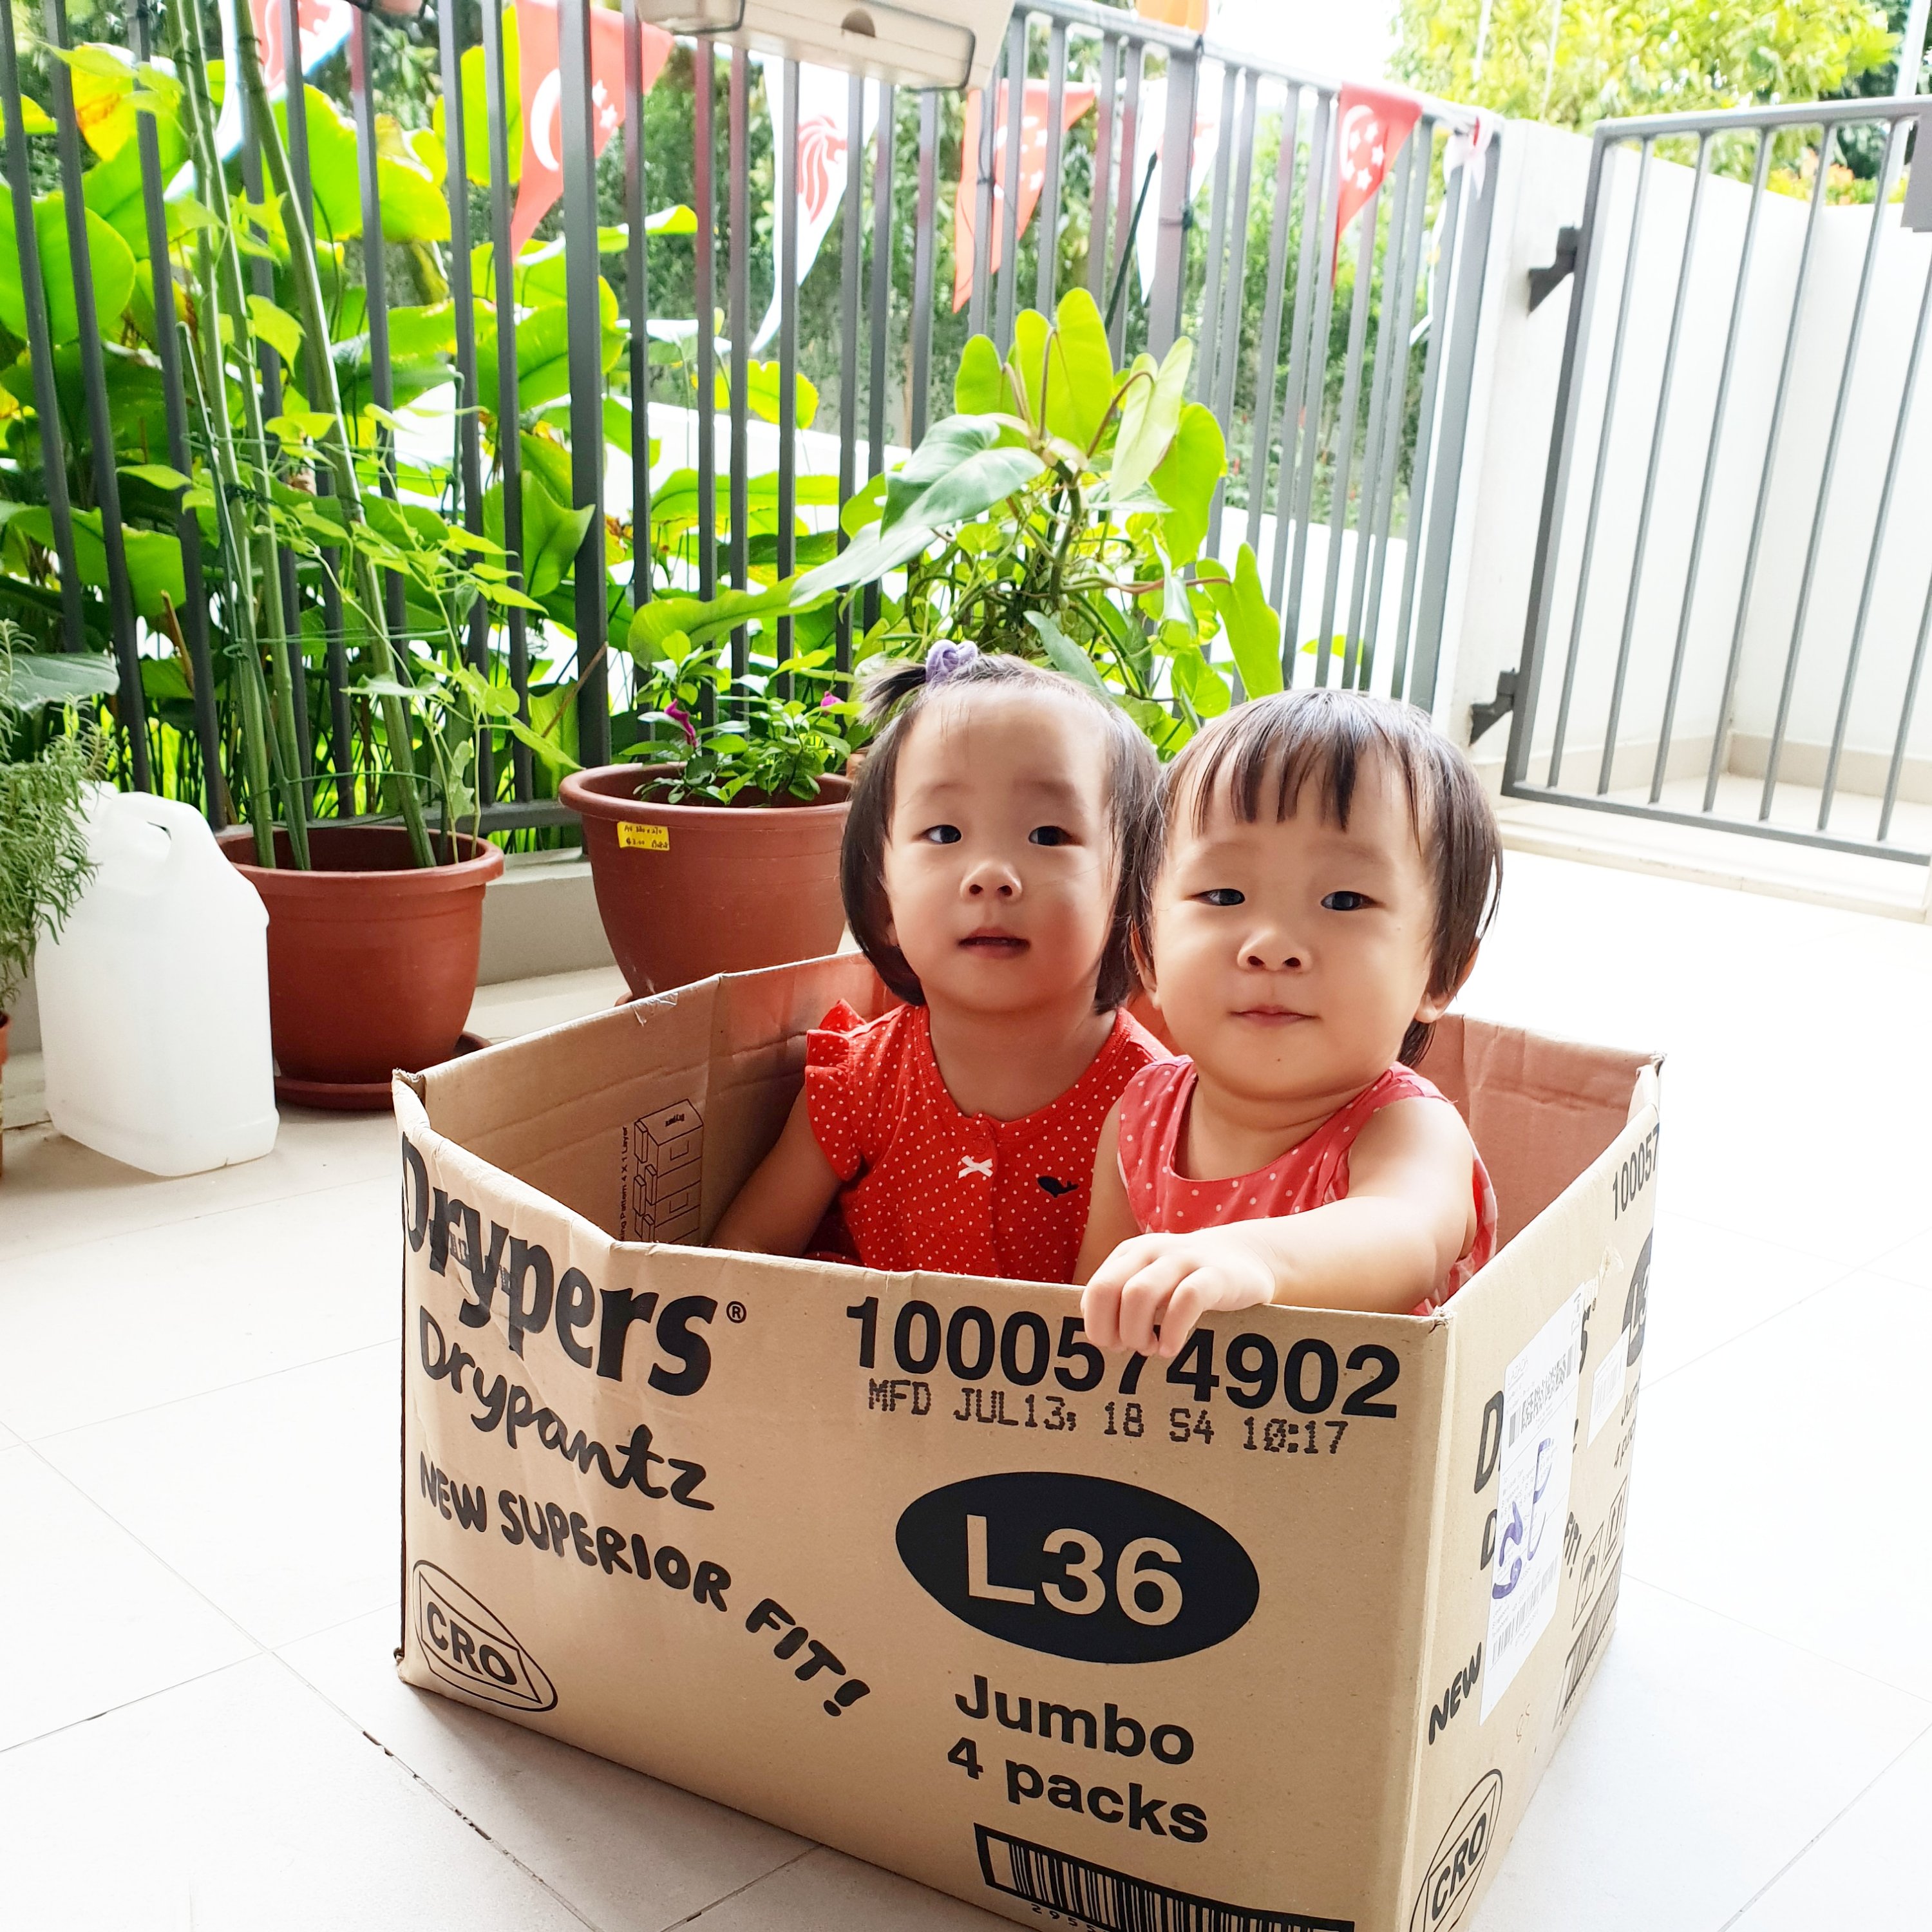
<box><xmin>37</xmin><ymin>789</ymin><xmax>278</xmax><ymax>1176</ymax></box>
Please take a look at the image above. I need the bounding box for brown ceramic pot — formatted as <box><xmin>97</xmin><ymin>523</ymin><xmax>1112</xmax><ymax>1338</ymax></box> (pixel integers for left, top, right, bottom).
<box><xmin>562</xmin><ymin>764</ymin><xmax>851</xmax><ymax>997</ymax></box>
<box><xmin>217</xmin><ymin>826</ymin><xmax>504</xmax><ymax>1085</ymax></box>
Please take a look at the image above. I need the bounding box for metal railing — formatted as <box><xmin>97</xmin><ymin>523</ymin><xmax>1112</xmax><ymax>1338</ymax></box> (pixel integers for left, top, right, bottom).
<box><xmin>1</xmin><ymin>0</ymin><xmax>1499</xmax><ymax>833</ymax></box>
<box><xmin>1506</xmin><ymin>95</ymin><xmax>1932</xmax><ymax>867</ymax></box>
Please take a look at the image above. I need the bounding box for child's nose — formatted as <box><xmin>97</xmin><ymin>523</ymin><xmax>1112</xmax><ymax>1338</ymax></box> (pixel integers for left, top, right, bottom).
<box><xmin>963</xmin><ymin>857</ymin><xmax>1021</xmax><ymax>898</ymax></box>
<box><xmin>1244</xmin><ymin>946</ymin><xmax>1303</xmax><ymax>970</ymax></box>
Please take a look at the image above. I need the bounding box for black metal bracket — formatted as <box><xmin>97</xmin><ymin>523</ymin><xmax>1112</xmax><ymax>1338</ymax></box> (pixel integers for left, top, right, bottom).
<box><xmin>1528</xmin><ymin>227</ymin><xmax>1579</xmax><ymax>312</ymax></box>
<box><xmin>1469</xmin><ymin>669</ymin><xmax>1518</xmax><ymax>743</ymax></box>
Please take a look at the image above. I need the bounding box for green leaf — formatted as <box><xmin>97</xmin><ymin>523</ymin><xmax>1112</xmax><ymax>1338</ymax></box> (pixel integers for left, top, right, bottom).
<box><xmin>791</xmin><ymin>514</ymin><xmax>937</xmax><ymax>601</ymax></box>
<box><xmin>435</xmin><ymin>41</ymin><xmax>518</xmax><ymax>191</ymax></box>
<box><xmin>120</xmin><ymin>462</ymin><xmax>191</xmax><ymax>492</ymax></box>
<box><xmin>0</xmin><ymin>95</ymin><xmax>56</xmax><ymax>138</ymax></box>
<box><xmin>1151</xmin><ymin>403</ymin><xmax>1227</xmax><ymax>567</ymax></box>
<box><xmin>1009</xmin><ymin>307</ymin><xmax>1050</xmax><ymax>425</ymax></box>
<box><xmin>1045</xmin><ymin>287</ymin><xmax>1115</xmax><ymax>453</ymax></box>
<box><xmin>80</xmin><ymin>109</ymin><xmax>188</xmax><ymax>251</ymax></box>
<box><xmin>840</xmin><ymin>471</ymin><xmax>888</xmax><ymax>537</ymax></box>
<box><xmin>1171</xmin><ymin>641</ymin><xmax>1232</xmax><ymax>717</ymax></box>
<box><xmin>881</xmin><ymin>413</ymin><xmax>1043</xmax><ymax>533</ymax></box>
<box><xmin>278</xmin><ymin>87</ymin><xmax>362</xmax><ymax>241</ymax></box>
<box><xmin>1025</xmin><ymin>611</ymin><xmax>1113</xmax><ymax>699</ymax></box>
<box><xmin>952</xmin><ymin>334</ymin><xmax>1006</xmax><ymax>415</ymax></box>
<box><xmin>2</xmin><ymin>649</ymin><xmax>118</xmax><ymax>710</ymax></box>
<box><xmin>1112</xmin><ymin>337</ymin><xmax>1193</xmax><ymax>499</ymax></box>
<box><xmin>11</xmin><ymin>506</ymin><xmax>183</xmax><ymax>623</ymax></box>
<box><xmin>645</xmin><ymin>203</ymin><xmax>697</xmax><ymax>235</ymax></box>
<box><xmin>627</xmin><ymin>578</ymin><xmax>815</xmax><ymax>657</ymax></box>
<box><xmin>247</xmin><ymin>294</ymin><xmax>304</xmax><ymax>369</ymax></box>
<box><xmin>1199</xmin><ymin>542</ymin><xmax>1283</xmax><ymax>697</ymax></box>
<box><xmin>0</xmin><ymin>187</ymin><xmax>136</xmax><ymax>341</ymax></box>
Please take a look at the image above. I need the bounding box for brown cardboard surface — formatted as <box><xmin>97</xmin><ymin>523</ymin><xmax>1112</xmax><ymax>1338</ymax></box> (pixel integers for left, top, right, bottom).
<box><xmin>395</xmin><ymin>955</ymin><xmax>1660</xmax><ymax>1932</ymax></box>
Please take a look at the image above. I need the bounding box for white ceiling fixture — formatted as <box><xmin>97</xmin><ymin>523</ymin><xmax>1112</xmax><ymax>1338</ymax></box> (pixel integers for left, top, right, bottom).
<box><xmin>636</xmin><ymin>0</ymin><xmax>1016</xmax><ymax>93</ymax></box>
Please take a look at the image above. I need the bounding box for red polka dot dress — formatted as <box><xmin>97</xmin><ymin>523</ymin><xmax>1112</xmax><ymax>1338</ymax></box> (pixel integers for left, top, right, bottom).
<box><xmin>1117</xmin><ymin>1059</ymin><xmax>1499</xmax><ymax>1315</ymax></box>
<box><xmin>804</xmin><ymin>1000</ymin><xmax>1168</xmax><ymax>1283</ymax></box>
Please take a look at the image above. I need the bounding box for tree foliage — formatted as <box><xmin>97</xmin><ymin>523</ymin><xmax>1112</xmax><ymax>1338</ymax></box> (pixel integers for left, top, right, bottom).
<box><xmin>1393</xmin><ymin>0</ymin><xmax>1897</xmax><ymax>131</ymax></box>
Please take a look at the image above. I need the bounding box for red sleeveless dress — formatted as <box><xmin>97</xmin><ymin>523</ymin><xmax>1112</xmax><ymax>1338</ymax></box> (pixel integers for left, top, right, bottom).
<box><xmin>805</xmin><ymin>1000</ymin><xmax>1168</xmax><ymax>1283</ymax></box>
<box><xmin>1115</xmin><ymin>1059</ymin><xmax>1498</xmax><ymax>1315</ymax></box>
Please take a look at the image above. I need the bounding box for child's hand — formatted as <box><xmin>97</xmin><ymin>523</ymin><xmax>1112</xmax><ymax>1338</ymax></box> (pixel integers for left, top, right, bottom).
<box><xmin>1081</xmin><ymin>1226</ymin><xmax>1279</xmax><ymax>1358</ymax></box>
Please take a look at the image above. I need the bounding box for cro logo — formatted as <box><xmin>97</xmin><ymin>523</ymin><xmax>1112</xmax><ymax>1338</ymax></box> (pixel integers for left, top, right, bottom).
<box><xmin>413</xmin><ymin>1562</ymin><xmax>558</xmax><ymax>1713</ymax></box>
<box><xmin>1410</xmin><ymin>1770</ymin><xmax>1503</xmax><ymax>1932</ymax></box>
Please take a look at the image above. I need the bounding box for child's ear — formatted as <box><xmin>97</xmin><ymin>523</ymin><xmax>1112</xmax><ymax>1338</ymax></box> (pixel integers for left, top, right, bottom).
<box><xmin>1414</xmin><ymin>943</ymin><xmax>1481</xmax><ymax>1025</ymax></box>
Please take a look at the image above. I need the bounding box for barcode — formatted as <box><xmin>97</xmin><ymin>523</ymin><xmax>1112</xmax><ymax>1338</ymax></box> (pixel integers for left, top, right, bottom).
<box><xmin>974</xmin><ymin>1825</ymin><xmax>1353</xmax><ymax>1932</ymax></box>
<box><xmin>1490</xmin><ymin>1562</ymin><xmax>1557</xmax><ymax>1660</ymax></box>
<box><xmin>1561</xmin><ymin>1553</ymin><xmax>1623</xmax><ymax>1713</ymax></box>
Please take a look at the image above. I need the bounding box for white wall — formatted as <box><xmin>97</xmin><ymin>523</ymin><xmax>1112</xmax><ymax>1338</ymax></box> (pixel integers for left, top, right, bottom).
<box><xmin>1446</xmin><ymin>121</ymin><xmax>1932</xmax><ymax>799</ymax></box>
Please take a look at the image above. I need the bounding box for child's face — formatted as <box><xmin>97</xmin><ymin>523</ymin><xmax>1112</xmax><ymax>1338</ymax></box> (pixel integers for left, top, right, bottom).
<box><xmin>881</xmin><ymin>689</ymin><xmax>1117</xmax><ymax>1019</ymax></box>
<box><xmin>1147</xmin><ymin>752</ymin><xmax>1449</xmax><ymax>1105</ymax></box>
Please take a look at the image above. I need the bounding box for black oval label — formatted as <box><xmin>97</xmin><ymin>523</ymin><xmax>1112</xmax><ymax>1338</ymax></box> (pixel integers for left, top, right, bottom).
<box><xmin>895</xmin><ymin>1471</ymin><xmax>1259</xmax><ymax>1663</ymax></box>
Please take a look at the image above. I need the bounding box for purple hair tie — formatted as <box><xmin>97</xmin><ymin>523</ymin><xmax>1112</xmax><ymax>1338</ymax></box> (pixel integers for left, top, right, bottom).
<box><xmin>924</xmin><ymin>640</ymin><xmax>979</xmax><ymax>687</ymax></box>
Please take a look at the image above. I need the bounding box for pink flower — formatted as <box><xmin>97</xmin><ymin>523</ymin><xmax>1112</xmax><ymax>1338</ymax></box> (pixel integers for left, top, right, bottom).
<box><xmin>666</xmin><ymin>699</ymin><xmax>697</xmax><ymax>746</ymax></box>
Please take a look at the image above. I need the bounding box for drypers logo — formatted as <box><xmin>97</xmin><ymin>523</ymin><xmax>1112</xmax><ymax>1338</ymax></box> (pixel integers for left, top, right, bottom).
<box><xmin>413</xmin><ymin>1562</ymin><xmax>558</xmax><ymax>1713</ymax></box>
<box><xmin>1410</xmin><ymin>1770</ymin><xmax>1503</xmax><ymax>1932</ymax></box>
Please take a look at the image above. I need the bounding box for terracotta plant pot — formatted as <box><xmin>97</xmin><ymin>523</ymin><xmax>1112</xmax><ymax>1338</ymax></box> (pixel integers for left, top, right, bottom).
<box><xmin>217</xmin><ymin>826</ymin><xmax>504</xmax><ymax>1087</ymax></box>
<box><xmin>562</xmin><ymin>764</ymin><xmax>851</xmax><ymax>997</ymax></box>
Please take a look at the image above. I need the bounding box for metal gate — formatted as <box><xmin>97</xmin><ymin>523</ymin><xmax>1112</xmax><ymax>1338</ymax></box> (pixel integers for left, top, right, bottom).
<box><xmin>1505</xmin><ymin>95</ymin><xmax>1932</xmax><ymax>867</ymax></box>
<box><xmin>0</xmin><ymin>0</ymin><xmax>1497</xmax><ymax>831</ymax></box>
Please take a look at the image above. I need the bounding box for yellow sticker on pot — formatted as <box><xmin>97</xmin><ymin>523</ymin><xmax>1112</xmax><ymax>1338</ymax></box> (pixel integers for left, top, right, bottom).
<box><xmin>617</xmin><ymin>822</ymin><xmax>670</xmax><ymax>852</ymax></box>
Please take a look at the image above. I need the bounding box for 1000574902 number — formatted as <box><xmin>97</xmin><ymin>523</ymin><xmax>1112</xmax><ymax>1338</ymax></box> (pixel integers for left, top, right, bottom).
<box><xmin>1611</xmin><ymin>1126</ymin><xmax>1660</xmax><ymax>1220</ymax></box>
<box><xmin>844</xmin><ymin>1299</ymin><xmax>1401</xmax><ymax>1425</ymax></box>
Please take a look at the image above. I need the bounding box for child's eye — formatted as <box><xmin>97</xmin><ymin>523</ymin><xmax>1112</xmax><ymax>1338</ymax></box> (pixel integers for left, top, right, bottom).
<box><xmin>1321</xmin><ymin>890</ymin><xmax>1372</xmax><ymax>911</ymax></box>
<box><xmin>1028</xmin><ymin>826</ymin><xmax>1072</xmax><ymax>846</ymax></box>
<box><xmin>1196</xmin><ymin>888</ymin><xmax>1245</xmax><ymax>907</ymax></box>
<box><xmin>920</xmin><ymin>824</ymin><xmax>962</xmax><ymax>845</ymax></box>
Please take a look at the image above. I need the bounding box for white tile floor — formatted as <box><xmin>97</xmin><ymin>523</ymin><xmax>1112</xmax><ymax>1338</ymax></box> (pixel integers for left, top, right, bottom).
<box><xmin>1</xmin><ymin>856</ymin><xmax>1926</xmax><ymax>1930</ymax></box>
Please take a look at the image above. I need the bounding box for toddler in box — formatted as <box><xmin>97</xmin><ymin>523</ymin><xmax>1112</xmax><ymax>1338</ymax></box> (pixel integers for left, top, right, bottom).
<box><xmin>712</xmin><ymin>644</ymin><xmax>1167</xmax><ymax>1280</ymax></box>
<box><xmin>1078</xmin><ymin>688</ymin><xmax>1503</xmax><ymax>1352</ymax></box>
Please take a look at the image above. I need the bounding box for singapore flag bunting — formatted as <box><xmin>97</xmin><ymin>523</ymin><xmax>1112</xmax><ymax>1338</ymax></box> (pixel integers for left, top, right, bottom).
<box><xmin>1332</xmin><ymin>82</ymin><xmax>1423</xmax><ymax>265</ymax></box>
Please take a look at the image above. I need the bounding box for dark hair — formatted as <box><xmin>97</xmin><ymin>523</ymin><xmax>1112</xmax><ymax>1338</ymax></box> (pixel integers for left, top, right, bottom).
<box><xmin>841</xmin><ymin>652</ymin><xmax>1160</xmax><ymax>1011</ymax></box>
<box><xmin>1137</xmin><ymin>688</ymin><xmax>1502</xmax><ymax>1066</ymax></box>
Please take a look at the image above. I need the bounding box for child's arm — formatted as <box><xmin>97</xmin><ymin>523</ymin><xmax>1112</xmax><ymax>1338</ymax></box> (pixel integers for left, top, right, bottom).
<box><xmin>1081</xmin><ymin>1099</ymin><xmax>1478</xmax><ymax>1355</ymax></box>
<box><xmin>709</xmin><ymin>1088</ymin><xmax>843</xmax><ymax>1256</ymax></box>
<box><xmin>1073</xmin><ymin>1103</ymin><xmax>1141</xmax><ymax>1285</ymax></box>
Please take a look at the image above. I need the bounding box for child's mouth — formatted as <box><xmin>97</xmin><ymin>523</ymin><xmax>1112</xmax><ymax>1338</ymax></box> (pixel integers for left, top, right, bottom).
<box><xmin>1233</xmin><ymin>1006</ymin><xmax>1309</xmax><ymax>1025</ymax></box>
<box><xmin>960</xmin><ymin>930</ymin><xmax>1028</xmax><ymax>956</ymax></box>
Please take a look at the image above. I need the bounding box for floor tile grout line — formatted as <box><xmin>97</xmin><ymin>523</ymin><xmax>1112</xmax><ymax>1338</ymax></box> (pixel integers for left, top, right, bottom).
<box><xmin>256</xmin><ymin>1649</ymin><xmax>605</xmax><ymax>1929</ymax></box>
<box><xmin>0</xmin><ymin>1153</ymin><xmax>399</xmax><ymax>1271</ymax></box>
<box><xmin>0</xmin><ymin>1652</ymin><xmax>265</xmax><ymax>1761</ymax></box>
<box><xmin>1640</xmin><ymin>1264</ymin><xmax>1884</xmax><ymax>1394</ymax></box>
<box><xmin>1715</xmin><ymin>1712</ymin><xmax>1932</xmax><ymax>1930</ymax></box>
<box><xmin>22</xmin><ymin>1336</ymin><xmax>399</xmax><ymax>1449</ymax></box>
<box><xmin>662</xmin><ymin>1846</ymin><xmax>822</xmax><ymax>1931</ymax></box>
<box><xmin>1618</xmin><ymin>1572</ymin><xmax>1932</xmax><ymax>1709</ymax></box>
<box><xmin>12</xmin><ymin>1434</ymin><xmax>311</xmax><ymax>1680</ymax></box>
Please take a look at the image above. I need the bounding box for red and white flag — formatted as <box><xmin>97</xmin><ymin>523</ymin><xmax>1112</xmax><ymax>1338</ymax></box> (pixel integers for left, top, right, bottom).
<box><xmin>951</xmin><ymin>80</ymin><xmax>1097</xmax><ymax>312</ymax></box>
<box><xmin>753</xmin><ymin>61</ymin><xmax>878</xmax><ymax>351</ymax></box>
<box><xmin>1332</xmin><ymin>82</ymin><xmax>1423</xmax><ymax>263</ymax></box>
<box><xmin>511</xmin><ymin>0</ymin><xmax>672</xmax><ymax>252</ymax></box>
<box><xmin>213</xmin><ymin>0</ymin><xmax>354</xmax><ymax>158</ymax></box>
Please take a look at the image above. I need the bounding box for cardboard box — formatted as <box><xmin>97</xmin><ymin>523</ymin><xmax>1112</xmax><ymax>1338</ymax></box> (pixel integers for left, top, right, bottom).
<box><xmin>395</xmin><ymin>954</ymin><xmax>1659</xmax><ymax>1932</ymax></box>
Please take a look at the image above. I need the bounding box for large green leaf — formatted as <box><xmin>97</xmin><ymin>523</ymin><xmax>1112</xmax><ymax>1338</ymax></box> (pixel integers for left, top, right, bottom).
<box><xmin>80</xmin><ymin>110</ymin><xmax>189</xmax><ymax>251</ymax></box>
<box><xmin>1009</xmin><ymin>308</ymin><xmax>1050</xmax><ymax>426</ymax></box>
<box><xmin>0</xmin><ymin>187</ymin><xmax>136</xmax><ymax>342</ymax></box>
<box><xmin>476</xmin><ymin>289</ymin><xmax>624</xmax><ymax>418</ymax></box>
<box><xmin>1026</xmin><ymin>611</ymin><xmax>1114</xmax><ymax>701</ymax></box>
<box><xmin>952</xmin><ymin>334</ymin><xmax>1005</xmax><ymax>415</ymax></box>
<box><xmin>481</xmin><ymin>469</ymin><xmax>592</xmax><ymax>600</ymax></box>
<box><xmin>1151</xmin><ymin>403</ymin><xmax>1226</xmax><ymax>567</ymax></box>
<box><xmin>627</xmin><ymin>578</ymin><xmax>816</xmax><ymax>658</ymax></box>
<box><xmin>880</xmin><ymin>413</ymin><xmax>1043</xmax><ymax>533</ymax></box>
<box><xmin>1171</xmin><ymin>639</ymin><xmax>1232</xmax><ymax>718</ymax></box>
<box><xmin>10</xmin><ymin>506</ymin><xmax>184</xmax><ymax>623</ymax></box>
<box><xmin>1045</xmin><ymin>287</ymin><xmax>1115</xmax><ymax>453</ymax></box>
<box><xmin>791</xmin><ymin>513</ymin><xmax>938</xmax><ymax>601</ymax></box>
<box><xmin>1112</xmin><ymin>337</ymin><xmax>1193</xmax><ymax>499</ymax></box>
<box><xmin>1</xmin><ymin>342</ymin><xmax>167</xmax><ymax>463</ymax></box>
<box><xmin>279</xmin><ymin>86</ymin><xmax>362</xmax><ymax>242</ymax></box>
<box><xmin>2</xmin><ymin>649</ymin><xmax>119</xmax><ymax>710</ymax></box>
<box><xmin>1199</xmin><ymin>543</ymin><xmax>1283</xmax><ymax>697</ymax></box>
<box><xmin>435</xmin><ymin>40</ymin><xmax>520</xmax><ymax>191</ymax></box>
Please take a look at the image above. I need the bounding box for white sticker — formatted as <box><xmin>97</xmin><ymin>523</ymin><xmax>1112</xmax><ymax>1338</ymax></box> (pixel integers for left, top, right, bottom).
<box><xmin>1481</xmin><ymin>1287</ymin><xmax>1587</xmax><ymax>1721</ymax></box>
<box><xmin>1587</xmin><ymin>1338</ymin><xmax>1626</xmax><ymax>1445</ymax></box>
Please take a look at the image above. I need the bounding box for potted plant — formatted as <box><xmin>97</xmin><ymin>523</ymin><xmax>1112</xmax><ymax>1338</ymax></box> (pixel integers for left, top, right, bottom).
<box><xmin>161</xmin><ymin>8</ymin><xmax>553</xmax><ymax>1099</ymax></box>
<box><xmin>562</xmin><ymin>606</ymin><xmax>855</xmax><ymax>997</ymax></box>
<box><xmin>0</xmin><ymin>630</ymin><xmax>113</xmax><ymax>1170</ymax></box>
<box><xmin>793</xmin><ymin>287</ymin><xmax>1285</xmax><ymax>750</ymax></box>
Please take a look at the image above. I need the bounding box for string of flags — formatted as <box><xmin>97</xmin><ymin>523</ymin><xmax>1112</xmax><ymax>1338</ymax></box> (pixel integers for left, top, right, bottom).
<box><xmin>950</xmin><ymin>80</ymin><xmax>1097</xmax><ymax>311</ymax></box>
